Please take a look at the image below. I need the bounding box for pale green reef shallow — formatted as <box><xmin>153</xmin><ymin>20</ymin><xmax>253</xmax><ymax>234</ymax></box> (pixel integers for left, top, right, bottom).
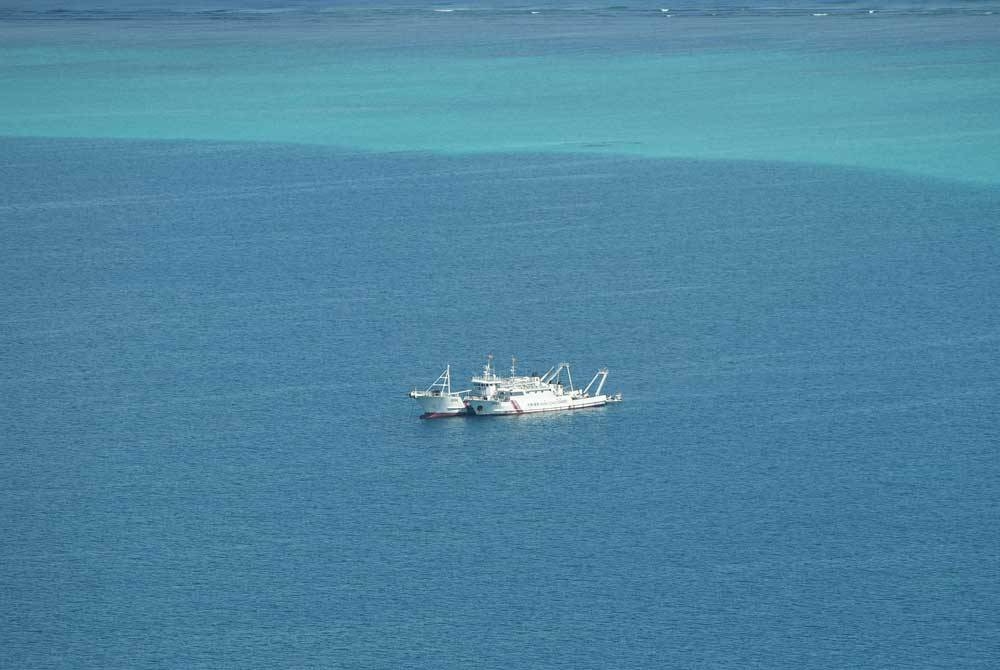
<box><xmin>2</xmin><ymin>12</ymin><xmax>999</xmax><ymax>185</ymax></box>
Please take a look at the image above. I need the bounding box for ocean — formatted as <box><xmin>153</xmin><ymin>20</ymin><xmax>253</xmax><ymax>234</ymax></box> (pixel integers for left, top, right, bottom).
<box><xmin>2</xmin><ymin>2</ymin><xmax>999</xmax><ymax>668</ymax></box>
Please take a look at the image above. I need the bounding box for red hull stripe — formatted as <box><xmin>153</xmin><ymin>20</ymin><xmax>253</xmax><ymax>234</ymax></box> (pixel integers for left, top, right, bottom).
<box><xmin>420</xmin><ymin>411</ymin><xmax>466</xmax><ymax>419</ymax></box>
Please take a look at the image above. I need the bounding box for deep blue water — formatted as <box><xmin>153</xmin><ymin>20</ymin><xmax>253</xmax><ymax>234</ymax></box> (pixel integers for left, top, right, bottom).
<box><xmin>2</xmin><ymin>136</ymin><xmax>998</xmax><ymax>667</ymax></box>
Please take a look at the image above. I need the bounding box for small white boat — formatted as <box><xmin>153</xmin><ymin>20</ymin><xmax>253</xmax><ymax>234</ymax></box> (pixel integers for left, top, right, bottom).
<box><xmin>408</xmin><ymin>365</ymin><xmax>470</xmax><ymax>419</ymax></box>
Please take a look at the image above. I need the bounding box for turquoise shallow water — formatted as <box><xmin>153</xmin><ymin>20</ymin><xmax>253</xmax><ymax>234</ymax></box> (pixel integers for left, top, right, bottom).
<box><xmin>2</xmin><ymin>4</ymin><xmax>1000</xmax><ymax>183</ymax></box>
<box><xmin>2</xmin><ymin>4</ymin><xmax>1000</xmax><ymax>668</ymax></box>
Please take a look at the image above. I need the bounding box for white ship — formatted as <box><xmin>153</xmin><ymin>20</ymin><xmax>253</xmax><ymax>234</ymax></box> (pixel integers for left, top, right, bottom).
<box><xmin>466</xmin><ymin>355</ymin><xmax>617</xmax><ymax>416</ymax></box>
<box><xmin>407</xmin><ymin>365</ymin><xmax>471</xmax><ymax>419</ymax></box>
<box><xmin>410</xmin><ymin>356</ymin><xmax>622</xmax><ymax>419</ymax></box>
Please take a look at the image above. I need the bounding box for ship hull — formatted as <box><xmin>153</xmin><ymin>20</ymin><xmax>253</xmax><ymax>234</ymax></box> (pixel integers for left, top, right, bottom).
<box><xmin>468</xmin><ymin>394</ymin><xmax>608</xmax><ymax>416</ymax></box>
<box><xmin>412</xmin><ymin>393</ymin><xmax>469</xmax><ymax>419</ymax></box>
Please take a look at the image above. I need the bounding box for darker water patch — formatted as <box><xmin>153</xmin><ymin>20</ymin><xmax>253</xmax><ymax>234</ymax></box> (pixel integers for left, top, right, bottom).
<box><xmin>2</xmin><ymin>136</ymin><xmax>998</xmax><ymax>668</ymax></box>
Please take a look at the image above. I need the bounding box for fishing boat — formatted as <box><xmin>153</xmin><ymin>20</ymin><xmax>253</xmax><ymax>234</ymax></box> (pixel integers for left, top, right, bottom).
<box><xmin>407</xmin><ymin>365</ymin><xmax>470</xmax><ymax>418</ymax></box>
